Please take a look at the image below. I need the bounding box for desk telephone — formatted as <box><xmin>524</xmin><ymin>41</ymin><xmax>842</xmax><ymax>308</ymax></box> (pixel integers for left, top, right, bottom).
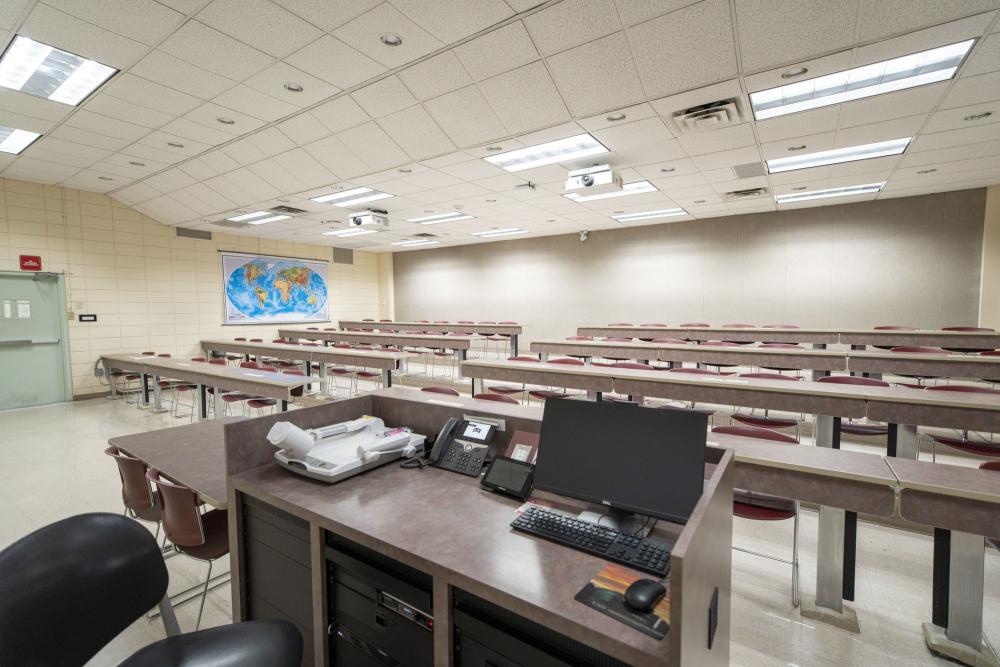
<box><xmin>428</xmin><ymin>417</ymin><xmax>497</xmax><ymax>476</ymax></box>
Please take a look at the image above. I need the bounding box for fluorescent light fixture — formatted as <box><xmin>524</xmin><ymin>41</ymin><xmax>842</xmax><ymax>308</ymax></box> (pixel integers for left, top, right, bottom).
<box><xmin>226</xmin><ymin>211</ymin><xmax>271</xmax><ymax>222</ymax></box>
<box><xmin>393</xmin><ymin>239</ymin><xmax>440</xmax><ymax>247</ymax></box>
<box><xmin>483</xmin><ymin>133</ymin><xmax>609</xmax><ymax>172</ymax></box>
<box><xmin>245</xmin><ymin>214</ymin><xmax>290</xmax><ymax>225</ymax></box>
<box><xmin>472</xmin><ymin>228</ymin><xmax>529</xmax><ymax>238</ymax></box>
<box><xmin>324</xmin><ymin>228</ymin><xmax>378</xmax><ymax>237</ymax></box>
<box><xmin>310</xmin><ymin>186</ymin><xmax>393</xmax><ymax>207</ymax></box>
<box><xmin>750</xmin><ymin>39</ymin><xmax>975</xmax><ymax>120</ymax></box>
<box><xmin>611</xmin><ymin>208</ymin><xmax>687</xmax><ymax>222</ymax></box>
<box><xmin>564</xmin><ymin>180</ymin><xmax>657</xmax><ymax>202</ymax></box>
<box><xmin>0</xmin><ymin>35</ymin><xmax>117</xmax><ymax>106</ymax></box>
<box><xmin>775</xmin><ymin>182</ymin><xmax>885</xmax><ymax>204</ymax></box>
<box><xmin>766</xmin><ymin>137</ymin><xmax>910</xmax><ymax>173</ymax></box>
<box><xmin>0</xmin><ymin>125</ymin><xmax>40</xmax><ymax>154</ymax></box>
<box><xmin>406</xmin><ymin>211</ymin><xmax>475</xmax><ymax>224</ymax></box>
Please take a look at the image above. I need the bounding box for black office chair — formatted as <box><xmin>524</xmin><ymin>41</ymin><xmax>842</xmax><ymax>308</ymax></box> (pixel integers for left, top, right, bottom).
<box><xmin>0</xmin><ymin>513</ymin><xmax>302</xmax><ymax>667</ymax></box>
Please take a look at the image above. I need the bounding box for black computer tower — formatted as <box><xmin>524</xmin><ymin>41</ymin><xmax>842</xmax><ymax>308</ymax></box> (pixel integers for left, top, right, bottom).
<box><xmin>325</xmin><ymin>532</ymin><xmax>434</xmax><ymax>667</ymax></box>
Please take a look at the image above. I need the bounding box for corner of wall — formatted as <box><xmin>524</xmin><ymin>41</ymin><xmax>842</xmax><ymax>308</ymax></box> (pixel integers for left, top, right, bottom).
<box><xmin>979</xmin><ymin>184</ymin><xmax>1000</xmax><ymax>328</ymax></box>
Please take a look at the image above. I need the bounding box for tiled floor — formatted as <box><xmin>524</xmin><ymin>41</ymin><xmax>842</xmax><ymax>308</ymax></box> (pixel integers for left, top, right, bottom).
<box><xmin>0</xmin><ymin>376</ymin><xmax>997</xmax><ymax>666</ymax></box>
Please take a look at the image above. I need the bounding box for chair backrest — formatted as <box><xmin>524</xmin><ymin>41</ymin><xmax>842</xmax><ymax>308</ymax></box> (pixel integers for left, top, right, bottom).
<box><xmin>190</xmin><ymin>356</ymin><xmax>207</xmax><ymax>362</ymax></box>
<box><xmin>499</xmin><ymin>320</ymin><xmax>518</xmax><ymax>325</ymax></box>
<box><xmin>234</xmin><ymin>337</ymin><xmax>247</xmax><ymax>341</ymax></box>
<box><xmin>380</xmin><ymin>319</ymin><xmax>392</xmax><ymax>322</ymax></box>
<box><xmin>680</xmin><ymin>322</ymin><xmax>709</xmax><ymax>327</ymax></box>
<box><xmin>0</xmin><ymin>513</ymin><xmax>167</xmax><ymax>666</ymax></box>
<box><xmin>924</xmin><ymin>384</ymin><xmax>1000</xmax><ymax>395</ymax></box>
<box><xmin>240</xmin><ymin>361</ymin><xmax>259</xmax><ymax>369</ymax></box>
<box><xmin>249</xmin><ymin>338</ymin><xmax>263</xmax><ymax>342</ymax></box>
<box><xmin>105</xmin><ymin>446</ymin><xmax>156</xmax><ymax>511</ymax></box>
<box><xmin>549</xmin><ymin>357</ymin><xmax>585</xmax><ymax>365</ymax></box>
<box><xmin>508</xmin><ymin>356</ymin><xmax>540</xmax><ymax>362</ymax></box>
<box><xmin>712</xmin><ymin>425</ymin><xmax>797</xmax><ymax>444</ymax></box>
<box><xmin>764</xmin><ymin>324</ymin><xmax>799</xmax><ymax>328</ymax></box>
<box><xmin>942</xmin><ymin>326</ymin><xmax>995</xmax><ymax>332</ymax></box>
<box><xmin>605</xmin><ymin>337</ymin><xmax>634</xmax><ymax>342</ymax></box>
<box><xmin>142</xmin><ymin>351</ymin><xmax>155</xmax><ymax>355</ymax></box>
<box><xmin>474</xmin><ymin>393</ymin><xmax>519</xmax><ymax>404</ymax></box>
<box><xmin>640</xmin><ymin>323</ymin><xmax>667</xmax><ymax>327</ymax></box>
<box><xmin>147</xmin><ymin>469</ymin><xmax>205</xmax><ymax>548</ymax></box>
<box><xmin>818</xmin><ymin>375</ymin><xmax>890</xmax><ymax>387</ymax></box>
<box><xmin>669</xmin><ymin>367</ymin><xmax>722</xmax><ymax>376</ymax></box>
<box><xmin>874</xmin><ymin>325</ymin><xmax>916</xmax><ymax>330</ymax></box>
<box><xmin>157</xmin><ymin>353</ymin><xmax>170</xmax><ymax>358</ymax></box>
<box><xmin>611</xmin><ymin>362</ymin><xmax>654</xmax><ymax>370</ymax></box>
<box><xmin>982</xmin><ymin>350</ymin><xmax>1000</xmax><ymax>356</ymax></box>
<box><xmin>981</xmin><ymin>461</ymin><xmax>1000</xmax><ymax>472</ymax></box>
<box><xmin>651</xmin><ymin>337</ymin><xmax>688</xmax><ymax>344</ymax></box>
<box><xmin>283</xmin><ymin>369</ymin><xmax>306</xmax><ymax>397</ymax></box>
<box><xmin>258</xmin><ymin>365</ymin><xmax>278</xmax><ymax>372</ymax></box>
<box><xmin>566</xmin><ymin>335</ymin><xmax>593</xmax><ymax>341</ymax></box>
<box><xmin>722</xmin><ymin>323</ymin><xmax>754</xmax><ymax>328</ymax></box>
<box><xmin>209</xmin><ymin>358</ymin><xmax>226</xmax><ymax>365</ymax></box>
<box><xmin>421</xmin><ymin>386</ymin><xmax>460</xmax><ymax>396</ymax></box>
<box><xmin>759</xmin><ymin>342</ymin><xmax>801</xmax><ymax>349</ymax></box>
<box><xmin>890</xmin><ymin>346</ymin><xmax>943</xmax><ymax>354</ymax></box>
<box><xmin>700</xmin><ymin>341</ymin><xmax>735</xmax><ymax>347</ymax></box>
<box><xmin>608</xmin><ymin>322</ymin><xmax>633</xmax><ymax>326</ymax></box>
<box><xmin>739</xmin><ymin>372</ymin><xmax>801</xmax><ymax>381</ymax></box>
<box><xmin>457</xmin><ymin>320</ymin><xmax>475</xmax><ymax>324</ymax></box>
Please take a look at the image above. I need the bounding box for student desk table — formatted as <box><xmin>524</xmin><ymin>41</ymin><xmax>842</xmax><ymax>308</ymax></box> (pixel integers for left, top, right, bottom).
<box><xmin>101</xmin><ymin>354</ymin><xmax>308</xmax><ymax>420</ymax></box>
<box><xmin>200</xmin><ymin>339</ymin><xmax>410</xmax><ymax>390</ymax></box>
<box><xmin>338</xmin><ymin>320</ymin><xmax>523</xmax><ymax>356</ymax></box>
<box><xmin>278</xmin><ymin>328</ymin><xmax>473</xmax><ymax>361</ymax></box>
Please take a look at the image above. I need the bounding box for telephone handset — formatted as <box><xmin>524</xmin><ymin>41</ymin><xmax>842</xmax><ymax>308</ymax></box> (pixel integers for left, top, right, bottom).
<box><xmin>428</xmin><ymin>417</ymin><xmax>497</xmax><ymax>476</ymax></box>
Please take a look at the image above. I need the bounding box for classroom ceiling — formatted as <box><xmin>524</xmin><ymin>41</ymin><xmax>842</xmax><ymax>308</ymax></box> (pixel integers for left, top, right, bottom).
<box><xmin>1</xmin><ymin>0</ymin><xmax>999</xmax><ymax>252</ymax></box>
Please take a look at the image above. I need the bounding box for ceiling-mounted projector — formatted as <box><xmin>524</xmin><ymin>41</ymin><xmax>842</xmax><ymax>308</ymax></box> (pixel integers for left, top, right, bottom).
<box><xmin>349</xmin><ymin>210</ymin><xmax>390</xmax><ymax>228</ymax></box>
<box><xmin>564</xmin><ymin>164</ymin><xmax>622</xmax><ymax>196</ymax></box>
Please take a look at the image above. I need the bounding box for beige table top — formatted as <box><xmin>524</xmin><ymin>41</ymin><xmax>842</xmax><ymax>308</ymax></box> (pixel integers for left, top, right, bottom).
<box><xmin>886</xmin><ymin>458</ymin><xmax>1000</xmax><ymax>505</ymax></box>
<box><xmin>201</xmin><ymin>339</ymin><xmax>410</xmax><ymax>369</ymax></box>
<box><xmin>278</xmin><ymin>328</ymin><xmax>473</xmax><ymax>349</ymax></box>
<box><xmin>110</xmin><ymin>418</ymin><xmax>243</xmax><ymax>509</ymax></box>
<box><xmin>339</xmin><ymin>320</ymin><xmax>522</xmax><ymax>334</ymax></box>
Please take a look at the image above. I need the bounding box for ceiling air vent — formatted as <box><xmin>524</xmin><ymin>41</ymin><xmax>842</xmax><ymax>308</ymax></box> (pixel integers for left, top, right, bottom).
<box><xmin>211</xmin><ymin>220</ymin><xmax>250</xmax><ymax>229</ymax></box>
<box><xmin>665</xmin><ymin>97</ymin><xmax>746</xmax><ymax>135</ymax></box>
<box><xmin>721</xmin><ymin>187</ymin><xmax>769</xmax><ymax>201</ymax></box>
<box><xmin>269</xmin><ymin>205</ymin><xmax>308</xmax><ymax>215</ymax></box>
<box><xmin>412</xmin><ymin>232</ymin><xmax>437</xmax><ymax>238</ymax></box>
<box><xmin>176</xmin><ymin>227</ymin><xmax>211</xmax><ymax>240</ymax></box>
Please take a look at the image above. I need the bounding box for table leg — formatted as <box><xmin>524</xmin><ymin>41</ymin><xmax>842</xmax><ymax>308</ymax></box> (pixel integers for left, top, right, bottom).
<box><xmin>471</xmin><ymin>377</ymin><xmax>481</xmax><ymax>396</ymax></box>
<box><xmin>281</xmin><ymin>400</ymin><xmax>288</xmax><ymax>411</ymax></box>
<box><xmin>887</xmin><ymin>423</ymin><xmax>919</xmax><ymax>459</ymax></box>
<box><xmin>512</xmin><ymin>334</ymin><xmax>519</xmax><ymax>357</ymax></box>
<box><xmin>540</xmin><ymin>352</ymin><xmax>549</xmax><ymax>362</ymax></box>
<box><xmin>383</xmin><ymin>368</ymin><xmax>392</xmax><ymax>388</ymax></box>
<box><xmin>303</xmin><ymin>359</ymin><xmax>311</xmax><ymax>375</ymax></box>
<box><xmin>105</xmin><ymin>360</ymin><xmax>118</xmax><ymax>399</ymax></box>
<box><xmin>923</xmin><ymin>529</ymin><xmax>993</xmax><ymax>666</ymax></box>
<box><xmin>151</xmin><ymin>375</ymin><xmax>167</xmax><ymax>413</ymax></box>
<box><xmin>197</xmin><ymin>384</ymin><xmax>207</xmax><ymax>421</ymax></box>
<box><xmin>140</xmin><ymin>372</ymin><xmax>151</xmax><ymax>408</ymax></box>
<box><xmin>214</xmin><ymin>386</ymin><xmax>225</xmax><ymax>418</ymax></box>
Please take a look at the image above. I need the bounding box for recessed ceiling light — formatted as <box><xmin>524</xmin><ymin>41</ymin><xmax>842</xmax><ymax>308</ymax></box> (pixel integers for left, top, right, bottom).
<box><xmin>787</xmin><ymin>144</ymin><xmax>807</xmax><ymax>152</ymax></box>
<box><xmin>216</xmin><ymin>116</ymin><xmax>235</xmax><ymax>125</ymax></box>
<box><xmin>398</xmin><ymin>167</ymin><xmax>412</xmax><ymax>173</ymax></box>
<box><xmin>964</xmin><ymin>111</ymin><xmax>992</xmax><ymax>121</ymax></box>
<box><xmin>394</xmin><ymin>239</ymin><xmax>440</xmax><ymax>247</ymax></box>
<box><xmin>766</xmin><ymin>137</ymin><xmax>911</xmax><ymax>173</ymax></box>
<box><xmin>310</xmin><ymin>186</ymin><xmax>393</xmax><ymax>207</ymax></box>
<box><xmin>916</xmin><ymin>168</ymin><xmax>937</xmax><ymax>174</ymax></box>
<box><xmin>324</xmin><ymin>228</ymin><xmax>378</xmax><ymax>237</ymax></box>
<box><xmin>128</xmin><ymin>160</ymin><xmax>145</xmax><ymax>166</ymax></box>
<box><xmin>485</xmin><ymin>199</ymin><xmax>496</xmax><ymax>203</ymax></box>
<box><xmin>612</xmin><ymin>208</ymin><xmax>687</xmax><ymax>222</ymax></box>
<box><xmin>166</xmin><ymin>141</ymin><xmax>185</xmax><ymax>148</ymax></box>
<box><xmin>546</xmin><ymin>219</ymin><xmax>555</xmax><ymax>222</ymax></box>
<box><xmin>660</xmin><ymin>167</ymin><xmax>675</xmax><ymax>173</ymax></box>
<box><xmin>98</xmin><ymin>176</ymin><xmax>113</xmax><ymax>181</ymax></box>
<box><xmin>792</xmin><ymin>186</ymin><xmax>808</xmax><ymax>191</ymax></box>
<box><xmin>606</xmin><ymin>112</ymin><xmax>626</xmax><ymax>122</ymax></box>
<box><xmin>750</xmin><ymin>39</ymin><xmax>975</xmax><ymax>120</ymax></box>
<box><xmin>484</xmin><ymin>133</ymin><xmax>609</xmax><ymax>172</ymax></box>
<box><xmin>485</xmin><ymin>146</ymin><xmax>503</xmax><ymax>152</ymax></box>
<box><xmin>380</xmin><ymin>33</ymin><xmax>403</xmax><ymax>46</ymax></box>
<box><xmin>226</xmin><ymin>211</ymin><xmax>272</xmax><ymax>222</ymax></box>
<box><xmin>775</xmin><ymin>182</ymin><xmax>885</xmax><ymax>203</ymax></box>
<box><xmin>564</xmin><ymin>180</ymin><xmax>657</xmax><ymax>202</ymax></box>
<box><xmin>0</xmin><ymin>35</ymin><xmax>118</xmax><ymax>106</ymax></box>
<box><xmin>0</xmin><ymin>125</ymin><xmax>40</xmax><ymax>154</ymax></box>
<box><xmin>473</xmin><ymin>228</ymin><xmax>529</xmax><ymax>238</ymax></box>
<box><xmin>692</xmin><ymin>200</ymin><xmax>706</xmax><ymax>204</ymax></box>
<box><xmin>781</xmin><ymin>67</ymin><xmax>809</xmax><ymax>79</ymax></box>
<box><xmin>283</xmin><ymin>82</ymin><xmax>303</xmax><ymax>92</ymax></box>
<box><xmin>406</xmin><ymin>211</ymin><xmax>475</xmax><ymax>225</ymax></box>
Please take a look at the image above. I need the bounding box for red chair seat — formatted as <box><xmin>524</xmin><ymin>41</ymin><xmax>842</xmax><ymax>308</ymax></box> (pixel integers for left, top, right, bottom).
<box><xmin>931</xmin><ymin>436</ymin><xmax>1000</xmax><ymax>457</ymax></box>
<box><xmin>247</xmin><ymin>398</ymin><xmax>277</xmax><ymax>409</ymax></box>
<box><xmin>222</xmin><ymin>393</ymin><xmax>251</xmax><ymax>403</ymax></box>
<box><xmin>529</xmin><ymin>390</ymin><xmax>569</xmax><ymax>400</ymax></box>
<box><xmin>177</xmin><ymin>509</ymin><xmax>230</xmax><ymax>560</ymax></box>
<box><xmin>841</xmin><ymin>422</ymin><xmax>889</xmax><ymax>436</ymax></box>
<box><xmin>355</xmin><ymin>371</ymin><xmax>381</xmax><ymax>379</ymax></box>
<box><xmin>733</xmin><ymin>500</ymin><xmax>796</xmax><ymax>521</ymax></box>
<box><xmin>487</xmin><ymin>385</ymin><xmax>523</xmax><ymax>394</ymax></box>
<box><xmin>732</xmin><ymin>414</ymin><xmax>799</xmax><ymax>430</ymax></box>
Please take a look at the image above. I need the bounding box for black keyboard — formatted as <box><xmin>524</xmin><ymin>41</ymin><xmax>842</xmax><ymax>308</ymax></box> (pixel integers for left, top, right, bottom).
<box><xmin>511</xmin><ymin>505</ymin><xmax>671</xmax><ymax>577</ymax></box>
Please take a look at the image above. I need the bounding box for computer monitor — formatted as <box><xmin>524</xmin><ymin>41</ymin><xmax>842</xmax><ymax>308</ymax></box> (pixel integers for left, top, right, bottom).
<box><xmin>533</xmin><ymin>399</ymin><xmax>707</xmax><ymax>525</ymax></box>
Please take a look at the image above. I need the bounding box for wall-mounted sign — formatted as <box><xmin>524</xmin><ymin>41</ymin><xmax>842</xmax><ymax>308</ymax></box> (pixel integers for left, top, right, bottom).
<box><xmin>19</xmin><ymin>255</ymin><xmax>42</xmax><ymax>271</ymax></box>
<box><xmin>78</xmin><ymin>314</ymin><xmax>97</xmax><ymax>322</ymax></box>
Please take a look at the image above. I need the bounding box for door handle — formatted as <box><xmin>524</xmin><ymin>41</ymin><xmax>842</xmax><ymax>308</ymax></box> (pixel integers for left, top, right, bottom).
<box><xmin>31</xmin><ymin>338</ymin><xmax>59</xmax><ymax>344</ymax></box>
<box><xmin>0</xmin><ymin>338</ymin><xmax>59</xmax><ymax>345</ymax></box>
<box><xmin>0</xmin><ymin>339</ymin><xmax>32</xmax><ymax>346</ymax></box>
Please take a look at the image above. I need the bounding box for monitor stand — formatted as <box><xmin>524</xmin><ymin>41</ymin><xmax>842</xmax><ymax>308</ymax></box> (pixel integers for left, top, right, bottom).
<box><xmin>577</xmin><ymin>508</ymin><xmax>656</xmax><ymax>538</ymax></box>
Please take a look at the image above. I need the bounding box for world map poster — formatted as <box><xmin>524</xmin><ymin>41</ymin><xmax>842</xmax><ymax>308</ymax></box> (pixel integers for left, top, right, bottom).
<box><xmin>221</xmin><ymin>252</ymin><xmax>329</xmax><ymax>325</ymax></box>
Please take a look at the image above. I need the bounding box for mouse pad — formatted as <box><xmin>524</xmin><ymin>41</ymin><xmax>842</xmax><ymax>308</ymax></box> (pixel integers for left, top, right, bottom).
<box><xmin>574</xmin><ymin>563</ymin><xmax>669</xmax><ymax>640</ymax></box>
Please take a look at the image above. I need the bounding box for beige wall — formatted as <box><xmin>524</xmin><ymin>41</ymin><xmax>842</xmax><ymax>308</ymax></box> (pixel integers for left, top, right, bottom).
<box><xmin>0</xmin><ymin>178</ymin><xmax>381</xmax><ymax>397</ymax></box>
<box><xmin>980</xmin><ymin>185</ymin><xmax>1000</xmax><ymax>329</ymax></box>
<box><xmin>393</xmin><ymin>189</ymin><xmax>987</xmax><ymax>342</ymax></box>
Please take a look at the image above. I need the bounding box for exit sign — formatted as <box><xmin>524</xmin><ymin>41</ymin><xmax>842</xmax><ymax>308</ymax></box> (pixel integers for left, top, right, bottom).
<box><xmin>19</xmin><ymin>255</ymin><xmax>42</xmax><ymax>271</ymax></box>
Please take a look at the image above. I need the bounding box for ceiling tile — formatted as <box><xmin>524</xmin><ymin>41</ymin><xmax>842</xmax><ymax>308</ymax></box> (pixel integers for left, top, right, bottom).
<box><xmin>743</xmin><ymin>50</ymin><xmax>854</xmax><ymax>94</ymax></box>
<box><xmin>276</xmin><ymin>113</ymin><xmax>331</xmax><ymax>145</ymax></box>
<box><xmin>677</xmin><ymin>123</ymin><xmax>756</xmax><ymax>156</ymax></box>
<box><xmin>593</xmin><ymin>117</ymin><xmax>675</xmax><ymax>154</ymax></box>
<box><xmin>303</xmin><ymin>135</ymin><xmax>367</xmax><ymax>179</ymax></box>
<box><xmin>578</xmin><ymin>102</ymin><xmax>657</xmax><ymax>132</ymax></box>
<box><xmin>922</xmin><ymin>103</ymin><xmax>999</xmax><ymax>134</ymax></box>
<box><xmin>286</xmin><ymin>36</ymin><xmax>386</xmax><ymax>89</ymax></box>
<box><xmin>857</xmin><ymin>0</ymin><xmax>998</xmax><ymax>43</ymax></box>
<box><xmin>424</xmin><ymin>86</ymin><xmax>508</xmax><ymax>147</ymax></box>
<box><xmin>437</xmin><ymin>158</ymin><xmax>507</xmax><ymax>181</ymax></box>
<box><xmin>337</xmin><ymin>122</ymin><xmax>409</xmax><ymax>171</ymax></box>
<box><xmin>103</xmin><ymin>74</ymin><xmax>202</xmax><ymax>116</ymax></box>
<box><xmin>247</xmin><ymin>159</ymin><xmax>309</xmax><ymax>193</ymax></box>
<box><xmin>214</xmin><ymin>85</ymin><xmax>300</xmax><ymax>122</ymax></box>
<box><xmin>478</xmin><ymin>61</ymin><xmax>570</xmax><ymax>134</ymax></box>
<box><xmin>271</xmin><ymin>0</ymin><xmax>382</xmax><ymax>31</ymax></box>
<box><xmin>271</xmin><ymin>148</ymin><xmax>337</xmax><ymax>188</ymax></box>
<box><xmin>244</xmin><ymin>61</ymin><xmax>341</xmax><ymax>109</ymax></box>
<box><xmin>247</xmin><ymin>127</ymin><xmax>298</xmax><ymax>156</ymax></box>
<box><xmin>835</xmin><ymin>114</ymin><xmax>926</xmax><ymax>147</ymax></box>
<box><xmin>0</xmin><ymin>88</ymin><xmax>72</xmax><ymax>122</ymax></box>
<box><xmin>840</xmin><ymin>82</ymin><xmax>949</xmax><ymax>127</ymax></box>
<box><xmin>613</xmin><ymin>0</ymin><xmax>702</xmax><ymax>26</ymax></box>
<box><xmin>159</xmin><ymin>20</ymin><xmax>274</xmax><ymax>80</ymax></box>
<box><xmin>66</xmin><ymin>110</ymin><xmax>150</xmax><ymax>142</ymax></box>
<box><xmin>754</xmin><ymin>106</ymin><xmax>841</xmax><ymax>143</ymax></box>
<box><xmin>184</xmin><ymin>102</ymin><xmax>268</xmax><ymax>137</ymax></box>
<box><xmin>398</xmin><ymin>51</ymin><xmax>473</xmax><ymax>101</ymax></box>
<box><xmin>4</xmin><ymin>158</ymin><xmax>80</xmax><ymax>184</ymax></box>
<box><xmin>390</xmin><ymin>0</ymin><xmax>514</xmax><ymax>43</ymax></box>
<box><xmin>378</xmin><ymin>105</ymin><xmax>456</xmax><ymax>160</ymax></box>
<box><xmin>961</xmin><ymin>31</ymin><xmax>1000</xmax><ymax>77</ymax></box>
<box><xmin>20</xmin><ymin>2</ymin><xmax>148</xmax><ymax>69</ymax></box>
<box><xmin>204</xmin><ymin>174</ymin><xmax>253</xmax><ymax>203</ymax></box>
<box><xmin>310</xmin><ymin>96</ymin><xmax>371</xmax><ymax>134</ymax></box>
<box><xmin>854</xmin><ymin>12</ymin><xmax>994</xmax><ymax>67</ymax></box>
<box><xmin>145</xmin><ymin>168</ymin><xmax>198</xmax><ymax>193</ymax></box>
<box><xmin>162</xmin><ymin>117</ymin><xmax>234</xmax><ymax>146</ymax></box>
<box><xmin>0</xmin><ymin>109</ymin><xmax>55</xmax><ymax>135</ymax></box>
<box><xmin>940</xmin><ymin>71</ymin><xmax>1000</xmax><ymax>109</ymax></box>
<box><xmin>352</xmin><ymin>76</ymin><xmax>418</xmax><ymax>118</ymax></box>
<box><xmin>225</xmin><ymin>167</ymin><xmax>282</xmax><ymax>199</ymax></box>
<box><xmin>629</xmin><ymin>0</ymin><xmax>738</xmax><ymax>98</ymax></box>
<box><xmin>546</xmin><ymin>32</ymin><xmax>645</xmax><ymax>117</ymax></box>
<box><xmin>523</xmin><ymin>0</ymin><xmax>621</xmax><ymax>56</ymax></box>
<box><xmin>911</xmin><ymin>123</ymin><xmax>1000</xmax><ymax>152</ymax></box>
<box><xmin>42</xmin><ymin>0</ymin><xmax>185</xmax><ymax>45</ymax></box>
<box><xmin>333</xmin><ymin>3</ymin><xmax>443</xmax><ymax>68</ymax></box>
<box><xmin>760</xmin><ymin>131</ymin><xmax>835</xmax><ymax>160</ymax></box>
<box><xmin>734</xmin><ymin>0</ymin><xmax>857</xmax><ymax>72</ymax></box>
<box><xmin>454</xmin><ymin>20</ymin><xmax>539</xmax><ymax>81</ymax></box>
<box><xmin>197</xmin><ymin>0</ymin><xmax>323</xmax><ymax>57</ymax></box>
<box><xmin>131</xmin><ymin>50</ymin><xmax>236</xmax><ymax>98</ymax></box>
<box><xmin>691</xmin><ymin>144</ymin><xmax>761</xmax><ymax>171</ymax></box>
<box><xmin>200</xmin><ymin>149</ymin><xmax>241</xmax><ymax>174</ymax></box>
<box><xmin>139</xmin><ymin>131</ymin><xmax>211</xmax><ymax>158</ymax></box>
<box><xmin>0</xmin><ymin>0</ymin><xmax>30</xmax><ymax>31</ymax></box>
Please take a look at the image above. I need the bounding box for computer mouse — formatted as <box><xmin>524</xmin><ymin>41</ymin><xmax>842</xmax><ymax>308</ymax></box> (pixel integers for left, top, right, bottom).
<box><xmin>624</xmin><ymin>579</ymin><xmax>665</xmax><ymax>613</ymax></box>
